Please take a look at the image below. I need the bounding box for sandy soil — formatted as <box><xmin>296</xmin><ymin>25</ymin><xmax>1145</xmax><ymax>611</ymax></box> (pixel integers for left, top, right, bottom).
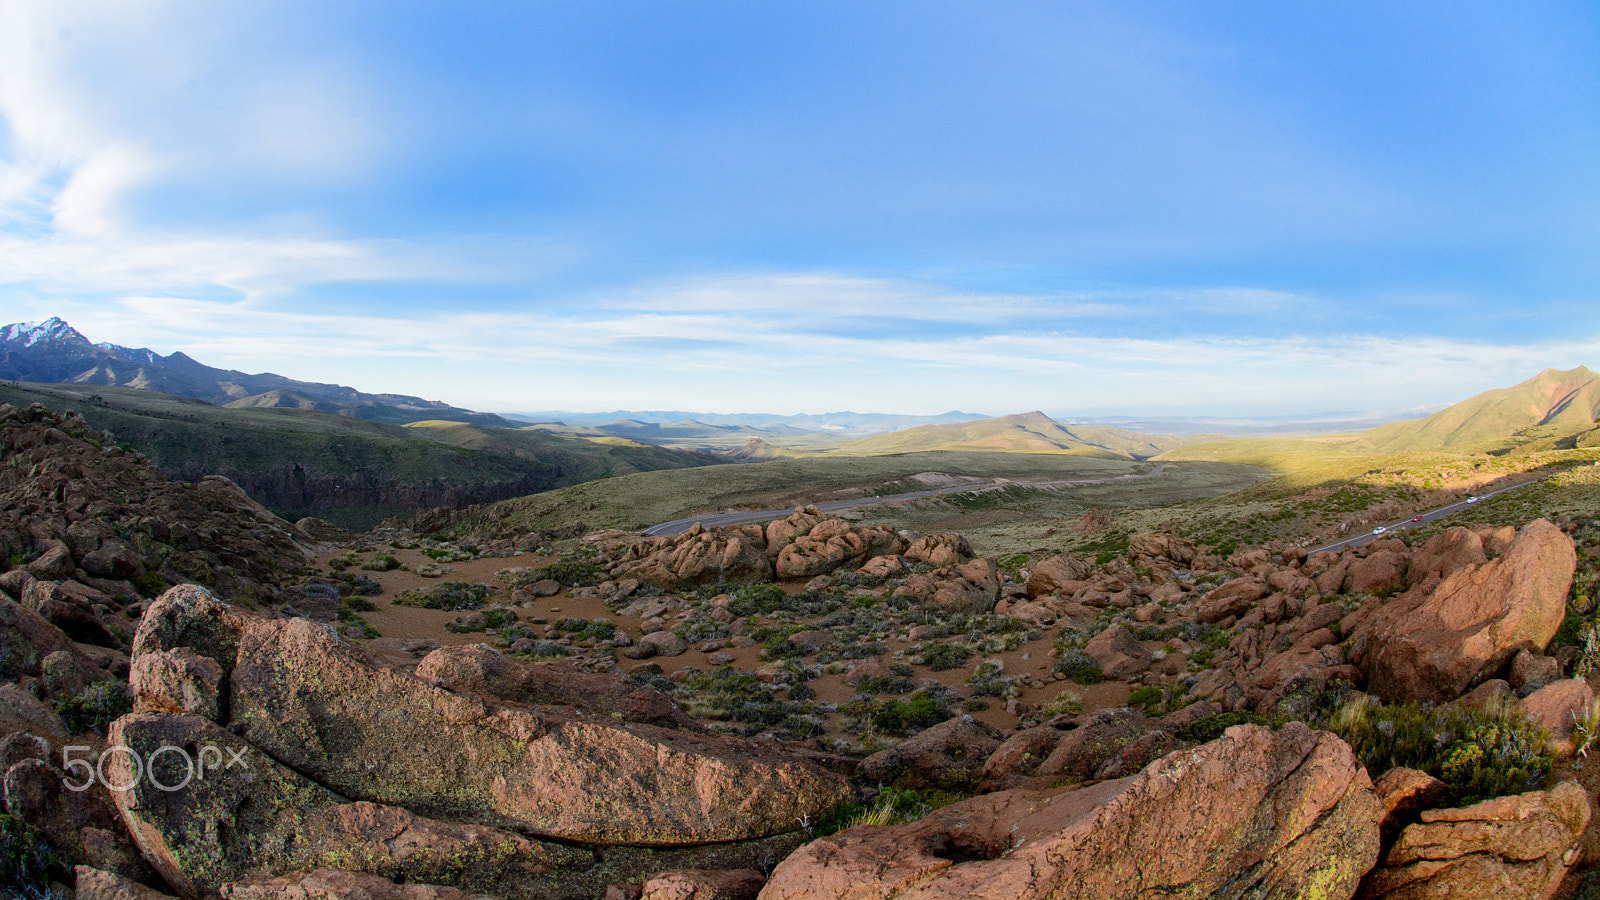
<box><xmin>319</xmin><ymin>545</ymin><xmax>1166</xmax><ymax>737</ymax></box>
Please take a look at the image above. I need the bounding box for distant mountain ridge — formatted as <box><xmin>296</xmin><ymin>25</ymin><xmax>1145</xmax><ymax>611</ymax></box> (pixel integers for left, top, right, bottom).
<box><xmin>830</xmin><ymin>410</ymin><xmax>1194</xmax><ymax>459</ymax></box>
<box><xmin>512</xmin><ymin>408</ymin><xmax>989</xmax><ymax>435</ymax></box>
<box><xmin>0</xmin><ymin>317</ymin><xmax>512</xmax><ymax>427</ymax></box>
<box><xmin>1349</xmin><ymin>366</ymin><xmax>1600</xmax><ymax>454</ymax></box>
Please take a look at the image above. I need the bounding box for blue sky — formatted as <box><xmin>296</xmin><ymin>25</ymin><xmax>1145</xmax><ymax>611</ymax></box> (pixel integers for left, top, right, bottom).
<box><xmin>1</xmin><ymin>1</ymin><xmax>1596</xmax><ymax>416</ymax></box>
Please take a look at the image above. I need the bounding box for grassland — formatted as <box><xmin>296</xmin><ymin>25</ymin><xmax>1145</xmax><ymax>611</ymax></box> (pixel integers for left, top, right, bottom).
<box><xmin>441</xmin><ymin>452</ymin><xmax>1273</xmax><ymax>544</ymax></box>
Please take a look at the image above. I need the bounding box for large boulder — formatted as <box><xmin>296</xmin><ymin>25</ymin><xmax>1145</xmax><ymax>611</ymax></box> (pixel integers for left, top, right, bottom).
<box><xmin>1082</xmin><ymin>625</ymin><xmax>1152</xmax><ymax>679</ymax></box>
<box><xmin>1025</xmin><ymin>555</ymin><xmax>1095</xmax><ymax>598</ymax></box>
<box><xmin>1360</xmin><ymin>781</ymin><xmax>1589</xmax><ymax>900</ymax></box>
<box><xmin>107</xmin><ymin>713</ymin><xmax>589</xmax><ymax>900</ymax></box>
<box><xmin>902</xmin><ymin>534</ymin><xmax>974</xmax><ymax>568</ymax></box>
<box><xmin>1033</xmin><ymin>707</ymin><xmax>1151</xmax><ymax>781</ymax></box>
<box><xmin>856</xmin><ymin>717</ymin><xmax>1003</xmax><ymax>791</ymax></box>
<box><xmin>1360</xmin><ymin>520</ymin><xmax>1576</xmax><ymax>704</ymax></box>
<box><xmin>609</xmin><ymin>531</ymin><xmax>774</xmax><ymax>590</ymax></box>
<box><xmin>228</xmin><ymin>616</ymin><xmax>850</xmax><ymax>846</ymax></box>
<box><xmin>1407</xmin><ymin>528</ymin><xmax>1487</xmax><ymax>587</ymax></box>
<box><xmin>1192</xmin><ymin>577</ymin><xmax>1270</xmax><ymax>624</ymax></box>
<box><xmin>415</xmin><ymin>644</ymin><xmax>698</xmax><ymax>730</ymax></box>
<box><xmin>1344</xmin><ymin>550</ymin><xmax>1408</xmax><ymax>596</ymax></box>
<box><xmin>760</xmin><ymin>723</ymin><xmax>1381</xmax><ymax>900</ymax></box>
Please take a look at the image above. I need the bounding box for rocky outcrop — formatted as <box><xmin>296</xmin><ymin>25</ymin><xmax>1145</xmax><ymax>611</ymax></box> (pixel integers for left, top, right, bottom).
<box><xmin>891</xmin><ymin>559</ymin><xmax>1001</xmax><ymax>613</ymax></box>
<box><xmin>1082</xmin><ymin>624</ymin><xmax>1152</xmax><ymax>679</ymax></box>
<box><xmin>108</xmin><ymin>712</ymin><xmax>588</xmax><ymax>900</ymax></box>
<box><xmin>1358</xmin><ymin>520</ymin><xmax>1576</xmax><ymax>704</ymax></box>
<box><xmin>220</xmin><ymin>868</ymin><xmax>501</xmax><ymax>900</ymax></box>
<box><xmin>760</xmin><ymin>723</ymin><xmax>1381</xmax><ymax>900</ymax></box>
<box><xmin>1407</xmin><ymin>528</ymin><xmax>1487</xmax><ymax>587</ymax></box>
<box><xmin>126</xmin><ymin>588</ymin><xmax>849</xmax><ymax>850</ymax></box>
<box><xmin>415</xmin><ymin>644</ymin><xmax>698</xmax><ymax>730</ymax></box>
<box><xmin>1360</xmin><ymin>782</ymin><xmax>1589</xmax><ymax>900</ymax></box>
<box><xmin>856</xmin><ymin>717</ymin><xmax>1003</xmax><ymax>791</ymax></box>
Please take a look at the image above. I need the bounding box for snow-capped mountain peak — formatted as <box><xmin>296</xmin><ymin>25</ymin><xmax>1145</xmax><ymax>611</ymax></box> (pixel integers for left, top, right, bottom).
<box><xmin>0</xmin><ymin>317</ymin><xmax>84</xmax><ymax>347</ymax></box>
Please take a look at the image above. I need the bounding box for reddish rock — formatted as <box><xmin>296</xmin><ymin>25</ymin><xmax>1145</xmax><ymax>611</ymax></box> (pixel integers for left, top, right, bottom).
<box><xmin>1508</xmin><ymin>649</ymin><xmax>1561</xmax><ymax>690</ymax></box>
<box><xmin>82</xmin><ymin>542</ymin><xmax>146</xmax><ymax>582</ymax></box>
<box><xmin>1082</xmin><ymin>625</ymin><xmax>1152</xmax><ymax>679</ymax></box>
<box><xmin>638</xmin><ymin>868</ymin><xmax>765</xmax><ymax>900</ymax></box>
<box><xmin>1360</xmin><ymin>520</ymin><xmax>1576</xmax><ymax>704</ymax></box>
<box><xmin>903</xmin><ymin>533</ymin><xmax>974</xmax><ymax>568</ymax></box>
<box><xmin>857</xmin><ymin>716</ymin><xmax>1003</xmax><ymax>791</ymax></box>
<box><xmin>761</xmin><ymin>723</ymin><xmax>1381</xmax><ymax>900</ymax></box>
<box><xmin>227</xmin><ymin>616</ymin><xmax>850</xmax><ymax>846</ymax></box>
<box><xmin>1344</xmin><ymin>550</ymin><xmax>1409</xmax><ymax>596</ymax></box>
<box><xmin>1192</xmin><ymin>577</ymin><xmax>1270</xmax><ymax>624</ymax></box>
<box><xmin>1361</xmin><ymin>782</ymin><xmax>1589</xmax><ymax>900</ymax></box>
<box><xmin>1025</xmin><ymin>554</ymin><xmax>1094</xmax><ymax>598</ymax></box>
<box><xmin>0</xmin><ymin>682</ymin><xmax>69</xmax><ymax>743</ymax></box>
<box><xmin>857</xmin><ymin>555</ymin><xmax>906</xmax><ymax>578</ymax></box>
<box><xmin>130</xmin><ymin>647</ymin><xmax>224</xmax><ymax>720</ymax></box>
<box><xmin>1034</xmin><ymin>707</ymin><xmax>1151</xmax><ymax>780</ymax></box>
<box><xmin>979</xmin><ymin>725</ymin><xmax>1066</xmax><ymax>788</ymax></box>
<box><xmin>609</xmin><ymin>531</ymin><xmax>774</xmax><ymax>590</ymax></box>
<box><xmin>1407</xmin><ymin>528</ymin><xmax>1488</xmax><ymax>587</ymax></box>
<box><xmin>1518</xmin><ymin>679</ymin><xmax>1595</xmax><ymax>754</ymax></box>
<box><xmin>107</xmin><ymin>713</ymin><xmax>589</xmax><ymax>899</ymax></box>
<box><xmin>75</xmin><ymin>867</ymin><xmax>180</xmax><ymax>900</ymax></box>
<box><xmin>1371</xmin><ymin>767</ymin><xmax>1448</xmax><ymax>838</ymax></box>
<box><xmin>415</xmin><ymin>644</ymin><xmax>697</xmax><ymax>729</ymax></box>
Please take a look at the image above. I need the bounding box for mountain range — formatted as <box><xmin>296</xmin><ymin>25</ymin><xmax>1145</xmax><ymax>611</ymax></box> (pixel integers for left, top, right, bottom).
<box><xmin>0</xmin><ymin>317</ymin><xmax>512</xmax><ymax>427</ymax></box>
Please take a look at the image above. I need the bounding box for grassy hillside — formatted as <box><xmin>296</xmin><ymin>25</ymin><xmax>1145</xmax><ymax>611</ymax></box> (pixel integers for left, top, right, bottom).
<box><xmin>1348</xmin><ymin>366</ymin><xmax>1600</xmax><ymax>454</ymax></box>
<box><xmin>0</xmin><ymin>381</ymin><xmax>713</xmax><ymax>530</ymax></box>
<box><xmin>441</xmin><ymin>451</ymin><xmax>1272</xmax><ymax>548</ymax></box>
<box><xmin>824</xmin><ymin>411</ymin><xmax>1191</xmax><ymax>458</ymax></box>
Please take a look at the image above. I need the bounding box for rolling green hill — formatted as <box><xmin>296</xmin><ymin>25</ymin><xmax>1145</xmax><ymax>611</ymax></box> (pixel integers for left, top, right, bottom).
<box><xmin>827</xmin><ymin>411</ymin><xmax>1191</xmax><ymax>458</ymax></box>
<box><xmin>0</xmin><ymin>381</ymin><xmax>714</xmax><ymax>530</ymax></box>
<box><xmin>1348</xmin><ymin>366</ymin><xmax>1600</xmax><ymax>454</ymax></box>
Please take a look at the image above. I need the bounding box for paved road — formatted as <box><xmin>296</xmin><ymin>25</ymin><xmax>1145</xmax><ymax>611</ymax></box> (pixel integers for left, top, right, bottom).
<box><xmin>643</xmin><ymin>464</ymin><xmax>1168</xmax><ymax>536</ymax></box>
<box><xmin>1308</xmin><ymin>478</ymin><xmax>1540</xmax><ymax>554</ymax></box>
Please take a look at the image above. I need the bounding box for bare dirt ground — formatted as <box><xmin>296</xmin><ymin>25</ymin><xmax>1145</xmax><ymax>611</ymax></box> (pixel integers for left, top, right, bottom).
<box><xmin>321</xmin><ymin>545</ymin><xmax>1158</xmax><ymax>738</ymax></box>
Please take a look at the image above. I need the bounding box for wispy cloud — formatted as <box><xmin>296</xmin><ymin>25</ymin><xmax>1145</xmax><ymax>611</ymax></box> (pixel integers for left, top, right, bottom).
<box><xmin>22</xmin><ymin>290</ymin><xmax>1595</xmax><ymax>417</ymax></box>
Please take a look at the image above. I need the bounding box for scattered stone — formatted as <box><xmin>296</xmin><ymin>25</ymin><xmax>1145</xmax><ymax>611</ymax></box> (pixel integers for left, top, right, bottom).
<box><xmin>1363</xmin><ymin>781</ymin><xmax>1589</xmax><ymax>900</ymax></box>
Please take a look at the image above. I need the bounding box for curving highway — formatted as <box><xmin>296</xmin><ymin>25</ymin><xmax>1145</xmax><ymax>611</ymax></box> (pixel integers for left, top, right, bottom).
<box><xmin>1309</xmin><ymin>478</ymin><xmax>1539</xmax><ymax>554</ymax></box>
<box><xmin>643</xmin><ymin>464</ymin><xmax>1167</xmax><ymax>536</ymax></box>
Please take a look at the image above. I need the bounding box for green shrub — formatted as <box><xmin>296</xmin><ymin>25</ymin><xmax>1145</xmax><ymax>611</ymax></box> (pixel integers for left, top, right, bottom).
<box><xmin>917</xmin><ymin>641</ymin><xmax>973</xmax><ymax>672</ymax></box>
<box><xmin>482</xmin><ymin>608</ymin><xmax>519</xmax><ymax>630</ymax></box>
<box><xmin>810</xmin><ymin>787</ymin><xmax>964</xmax><ymax>837</ymax></box>
<box><xmin>1053</xmin><ymin>651</ymin><xmax>1105</xmax><ymax>684</ymax></box>
<box><xmin>844</xmin><ymin>690</ymin><xmax>954</xmax><ymax>736</ymax></box>
<box><xmin>725</xmin><ymin>583</ymin><xmax>791</xmax><ymax>618</ymax></box>
<box><xmin>394</xmin><ymin>581</ymin><xmax>496</xmax><ymax>610</ymax></box>
<box><xmin>673</xmin><ymin>668</ymin><xmax>821</xmax><ymax>736</ymax></box>
<box><xmin>0</xmin><ymin>814</ymin><xmax>56</xmax><ymax>900</ymax></box>
<box><xmin>1321</xmin><ymin>696</ymin><xmax>1552</xmax><ymax>805</ymax></box>
<box><xmin>497</xmin><ymin>556</ymin><xmax>605</xmax><ymax>588</ymax></box>
<box><xmin>1127</xmin><ymin>686</ymin><xmax>1163</xmax><ymax>712</ymax></box>
<box><xmin>53</xmin><ymin>681</ymin><xmax>132</xmax><ymax>736</ymax></box>
<box><xmin>550</xmin><ymin>617</ymin><xmax>613</xmax><ymax>642</ymax></box>
<box><xmin>362</xmin><ymin>553</ymin><xmax>401</xmax><ymax>571</ymax></box>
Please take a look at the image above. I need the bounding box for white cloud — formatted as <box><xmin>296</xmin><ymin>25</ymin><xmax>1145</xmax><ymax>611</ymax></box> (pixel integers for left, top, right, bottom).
<box><xmin>24</xmin><ymin>291</ymin><xmax>1595</xmax><ymax>418</ymax></box>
